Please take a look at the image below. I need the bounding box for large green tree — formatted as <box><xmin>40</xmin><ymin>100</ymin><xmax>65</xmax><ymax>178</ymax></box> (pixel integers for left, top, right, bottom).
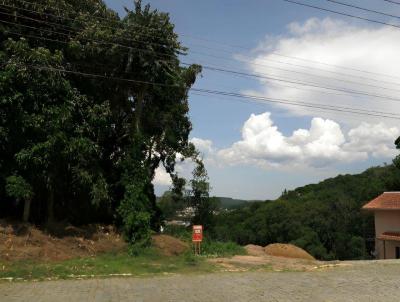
<box><xmin>0</xmin><ymin>0</ymin><xmax>201</xmax><ymax>251</ymax></box>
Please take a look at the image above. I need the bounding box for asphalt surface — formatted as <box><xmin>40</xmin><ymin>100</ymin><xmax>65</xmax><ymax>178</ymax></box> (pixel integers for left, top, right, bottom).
<box><xmin>1</xmin><ymin>261</ymin><xmax>400</xmax><ymax>301</ymax></box>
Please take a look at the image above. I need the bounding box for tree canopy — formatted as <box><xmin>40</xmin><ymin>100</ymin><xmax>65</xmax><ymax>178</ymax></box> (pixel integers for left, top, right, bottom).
<box><xmin>0</xmin><ymin>0</ymin><xmax>201</xmax><ymax>252</ymax></box>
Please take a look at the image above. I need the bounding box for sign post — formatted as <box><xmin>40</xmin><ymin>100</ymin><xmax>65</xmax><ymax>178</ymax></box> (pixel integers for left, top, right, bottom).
<box><xmin>192</xmin><ymin>225</ymin><xmax>203</xmax><ymax>255</ymax></box>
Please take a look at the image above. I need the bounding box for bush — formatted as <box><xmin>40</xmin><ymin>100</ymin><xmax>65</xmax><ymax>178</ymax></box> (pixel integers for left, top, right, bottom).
<box><xmin>163</xmin><ymin>225</ymin><xmax>191</xmax><ymax>241</ymax></box>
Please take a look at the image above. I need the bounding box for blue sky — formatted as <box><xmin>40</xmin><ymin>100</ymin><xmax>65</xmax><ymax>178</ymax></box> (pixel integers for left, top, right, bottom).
<box><xmin>104</xmin><ymin>0</ymin><xmax>400</xmax><ymax>199</ymax></box>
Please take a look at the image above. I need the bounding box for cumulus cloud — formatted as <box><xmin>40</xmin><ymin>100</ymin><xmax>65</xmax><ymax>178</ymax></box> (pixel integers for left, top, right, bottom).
<box><xmin>191</xmin><ymin>137</ymin><xmax>214</xmax><ymax>154</ymax></box>
<box><xmin>345</xmin><ymin>123</ymin><xmax>400</xmax><ymax>158</ymax></box>
<box><xmin>152</xmin><ymin>166</ymin><xmax>172</xmax><ymax>186</ymax></box>
<box><xmin>212</xmin><ymin>112</ymin><xmax>399</xmax><ymax>168</ymax></box>
<box><xmin>244</xmin><ymin>17</ymin><xmax>400</xmax><ymax>125</ymax></box>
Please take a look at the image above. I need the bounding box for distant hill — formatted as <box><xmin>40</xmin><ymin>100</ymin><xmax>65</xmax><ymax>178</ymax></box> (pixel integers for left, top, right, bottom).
<box><xmin>157</xmin><ymin>194</ymin><xmax>261</xmax><ymax>210</ymax></box>
<box><xmin>217</xmin><ymin>197</ymin><xmax>249</xmax><ymax>209</ymax></box>
<box><xmin>216</xmin><ymin>197</ymin><xmax>263</xmax><ymax>209</ymax></box>
<box><xmin>214</xmin><ymin>164</ymin><xmax>400</xmax><ymax>261</ymax></box>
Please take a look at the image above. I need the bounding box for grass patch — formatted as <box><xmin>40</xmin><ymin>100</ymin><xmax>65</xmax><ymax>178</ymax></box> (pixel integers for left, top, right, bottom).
<box><xmin>201</xmin><ymin>240</ymin><xmax>246</xmax><ymax>258</ymax></box>
<box><xmin>163</xmin><ymin>225</ymin><xmax>246</xmax><ymax>258</ymax></box>
<box><xmin>0</xmin><ymin>248</ymin><xmax>216</xmax><ymax>281</ymax></box>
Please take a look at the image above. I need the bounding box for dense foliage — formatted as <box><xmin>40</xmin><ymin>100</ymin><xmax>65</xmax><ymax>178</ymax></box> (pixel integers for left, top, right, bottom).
<box><xmin>214</xmin><ymin>165</ymin><xmax>400</xmax><ymax>260</ymax></box>
<box><xmin>158</xmin><ymin>158</ymin><xmax>219</xmax><ymax>234</ymax></box>
<box><xmin>0</xmin><ymin>0</ymin><xmax>201</xmax><ymax>252</ymax></box>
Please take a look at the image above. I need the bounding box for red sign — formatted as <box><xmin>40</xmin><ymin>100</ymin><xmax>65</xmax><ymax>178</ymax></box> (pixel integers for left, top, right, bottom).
<box><xmin>192</xmin><ymin>225</ymin><xmax>203</xmax><ymax>242</ymax></box>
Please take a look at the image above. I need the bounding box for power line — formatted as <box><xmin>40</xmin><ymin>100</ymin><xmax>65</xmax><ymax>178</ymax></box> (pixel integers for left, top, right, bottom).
<box><xmin>192</xmin><ymin>89</ymin><xmax>400</xmax><ymax>119</ymax></box>
<box><xmin>189</xmin><ymin>50</ymin><xmax>400</xmax><ymax>92</ymax></box>
<box><xmin>280</xmin><ymin>0</ymin><xmax>400</xmax><ymax>29</ymax></box>
<box><xmin>0</xmin><ymin>19</ymin><xmax>181</xmax><ymax>62</ymax></box>
<box><xmin>198</xmin><ymin>64</ymin><xmax>400</xmax><ymax>103</ymax></box>
<box><xmin>6</xmin><ymin>25</ymin><xmax>400</xmax><ymax>105</ymax></box>
<box><xmin>6</xmin><ymin>0</ymin><xmax>400</xmax><ymax>82</ymax></box>
<box><xmin>6</xmin><ymin>62</ymin><xmax>400</xmax><ymax>120</ymax></box>
<box><xmin>190</xmin><ymin>91</ymin><xmax>390</xmax><ymax>123</ymax></box>
<box><xmin>382</xmin><ymin>0</ymin><xmax>400</xmax><ymax>5</ymax></box>
<box><xmin>187</xmin><ymin>45</ymin><xmax>400</xmax><ymax>88</ymax></box>
<box><xmin>6</xmin><ymin>7</ymin><xmax>400</xmax><ymax>89</ymax></box>
<box><xmin>3</xmin><ymin>0</ymin><xmax>131</xmax><ymax>28</ymax></box>
<box><xmin>3</xmin><ymin>0</ymin><xmax>179</xmax><ymax>42</ymax></box>
<box><xmin>7</xmin><ymin>9</ymin><xmax>400</xmax><ymax>93</ymax></box>
<box><xmin>0</xmin><ymin>4</ymin><xmax>185</xmax><ymax>51</ymax></box>
<box><xmin>325</xmin><ymin>0</ymin><xmax>400</xmax><ymax>19</ymax></box>
<box><xmin>186</xmin><ymin>33</ymin><xmax>400</xmax><ymax>81</ymax></box>
<box><xmin>5</xmin><ymin>9</ymin><xmax>400</xmax><ymax>104</ymax></box>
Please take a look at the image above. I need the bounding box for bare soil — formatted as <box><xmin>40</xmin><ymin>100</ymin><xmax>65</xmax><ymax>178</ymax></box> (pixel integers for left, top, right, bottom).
<box><xmin>209</xmin><ymin>254</ymin><xmax>322</xmax><ymax>272</ymax></box>
<box><xmin>152</xmin><ymin>234</ymin><xmax>189</xmax><ymax>256</ymax></box>
<box><xmin>264</xmin><ymin>243</ymin><xmax>315</xmax><ymax>260</ymax></box>
<box><xmin>0</xmin><ymin>220</ymin><xmax>126</xmax><ymax>262</ymax></box>
<box><xmin>209</xmin><ymin>243</ymin><xmax>321</xmax><ymax>272</ymax></box>
<box><xmin>244</xmin><ymin>244</ymin><xmax>266</xmax><ymax>256</ymax></box>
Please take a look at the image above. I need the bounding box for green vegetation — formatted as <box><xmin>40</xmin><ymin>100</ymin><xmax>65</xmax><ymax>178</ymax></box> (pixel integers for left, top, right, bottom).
<box><xmin>163</xmin><ymin>225</ymin><xmax>245</xmax><ymax>257</ymax></box>
<box><xmin>0</xmin><ymin>250</ymin><xmax>215</xmax><ymax>281</ymax></box>
<box><xmin>2</xmin><ymin>0</ymin><xmax>400</xmax><ymax>264</ymax></box>
<box><xmin>0</xmin><ymin>0</ymin><xmax>208</xmax><ymax>252</ymax></box>
<box><xmin>214</xmin><ymin>165</ymin><xmax>400</xmax><ymax>261</ymax></box>
<box><xmin>218</xmin><ymin>197</ymin><xmax>252</xmax><ymax>209</ymax></box>
<box><xmin>200</xmin><ymin>240</ymin><xmax>246</xmax><ymax>258</ymax></box>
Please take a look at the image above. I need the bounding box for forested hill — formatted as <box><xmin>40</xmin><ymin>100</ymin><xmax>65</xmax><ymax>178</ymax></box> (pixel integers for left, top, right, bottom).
<box><xmin>218</xmin><ymin>197</ymin><xmax>262</xmax><ymax>209</ymax></box>
<box><xmin>280</xmin><ymin>165</ymin><xmax>400</xmax><ymax>204</ymax></box>
<box><xmin>214</xmin><ymin>165</ymin><xmax>400</xmax><ymax>261</ymax></box>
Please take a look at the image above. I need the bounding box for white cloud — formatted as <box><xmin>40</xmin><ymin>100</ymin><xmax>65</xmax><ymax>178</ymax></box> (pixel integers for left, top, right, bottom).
<box><xmin>152</xmin><ymin>166</ymin><xmax>172</xmax><ymax>186</ymax></box>
<box><xmin>245</xmin><ymin>17</ymin><xmax>400</xmax><ymax>125</ymax></box>
<box><xmin>212</xmin><ymin>112</ymin><xmax>399</xmax><ymax>168</ymax></box>
<box><xmin>345</xmin><ymin>122</ymin><xmax>400</xmax><ymax>158</ymax></box>
<box><xmin>191</xmin><ymin>137</ymin><xmax>214</xmax><ymax>154</ymax></box>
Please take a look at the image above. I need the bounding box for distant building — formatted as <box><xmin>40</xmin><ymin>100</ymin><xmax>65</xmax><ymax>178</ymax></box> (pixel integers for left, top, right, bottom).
<box><xmin>363</xmin><ymin>192</ymin><xmax>400</xmax><ymax>259</ymax></box>
<box><xmin>176</xmin><ymin>207</ymin><xmax>195</xmax><ymax>218</ymax></box>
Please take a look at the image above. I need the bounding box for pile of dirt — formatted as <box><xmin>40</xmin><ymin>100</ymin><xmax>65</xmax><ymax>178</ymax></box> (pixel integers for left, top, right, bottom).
<box><xmin>245</xmin><ymin>244</ymin><xmax>266</xmax><ymax>256</ymax></box>
<box><xmin>152</xmin><ymin>234</ymin><xmax>189</xmax><ymax>256</ymax></box>
<box><xmin>0</xmin><ymin>220</ymin><xmax>126</xmax><ymax>262</ymax></box>
<box><xmin>264</xmin><ymin>243</ymin><xmax>315</xmax><ymax>260</ymax></box>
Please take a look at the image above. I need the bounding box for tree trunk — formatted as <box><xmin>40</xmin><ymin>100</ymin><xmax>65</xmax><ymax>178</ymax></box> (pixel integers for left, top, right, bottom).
<box><xmin>47</xmin><ymin>188</ymin><xmax>55</xmax><ymax>224</ymax></box>
<box><xmin>22</xmin><ymin>198</ymin><xmax>31</xmax><ymax>223</ymax></box>
<box><xmin>135</xmin><ymin>90</ymin><xmax>144</xmax><ymax>134</ymax></box>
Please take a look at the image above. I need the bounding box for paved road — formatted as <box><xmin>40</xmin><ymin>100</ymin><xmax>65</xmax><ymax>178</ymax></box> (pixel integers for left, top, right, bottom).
<box><xmin>1</xmin><ymin>262</ymin><xmax>400</xmax><ymax>302</ymax></box>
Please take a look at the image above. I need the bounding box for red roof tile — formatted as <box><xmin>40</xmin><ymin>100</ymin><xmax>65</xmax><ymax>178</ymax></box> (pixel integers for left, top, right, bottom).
<box><xmin>377</xmin><ymin>232</ymin><xmax>400</xmax><ymax>241</ymax></box>
<box><xmin>362</xmin><ymin>192</ymin><xmax>400</xmax><ymax>210</ymax></box>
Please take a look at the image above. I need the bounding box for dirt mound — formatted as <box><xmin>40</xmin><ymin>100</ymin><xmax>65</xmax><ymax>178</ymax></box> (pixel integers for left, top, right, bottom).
<box><xmin>264</xmin><ymin>243</ymin><xmax>315</xmax><ymax>260</ymax></box>
<box><xmin>245</xmin><ymin>244</ymin><xmax>265</xmax><ymax>256</ymax></box>
<box><xmin>0</xmin><ymin>220</ymin><xmax>126</xmax><ymax>262</ymax></box>
<box><xmin>152</xmin><ymin>235</ymin><xmax>189</xmax><ymax>256</ymax></box>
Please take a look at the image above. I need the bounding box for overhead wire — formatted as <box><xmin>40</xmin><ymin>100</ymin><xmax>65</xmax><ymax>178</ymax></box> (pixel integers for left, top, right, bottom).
<box><xmin>5</xmin><ymin>6</ymin><xmax>400</xmax><ymax>90</ymax></box>
<box><xmin>5</xmin><ymin>0</ymin><xmax>400</xmax><ymax>81</ymax></box>
<box><xmin>324</xmin><ymin>0</ymin><xmax>400</xmax><ymax>19</ymax></box>
<box><xmin>280</xmin><ymin>0</ymin><xmax>400</xmax><ymax>28</ymax></box>
<box><xmin>0</xmin><ymin>4</ymin><xmax>187</xmax><ymax>51</ymax></box>
<box><xmin>5</xmin><ymin>23</ymin><xmax>400</xmax><ymax>105</ymax></box>
<box><xmin>3</xmin><ymin>1</ymin><xmax>400</xmax><ymax>120</ymax></box>
<box><xmin>5</xmin><ymin>10</ymin><xmax>400</xmax><ymax>95</ymax></box>
<box><xmin>4</xmin><ymin>61</ymin><xmax>400</xmax><ymax>120</ymax></box>
<box><xmin>382</xmin><ymin>0</ymin><xmax>400</xmax><ymax>5</ymax></box>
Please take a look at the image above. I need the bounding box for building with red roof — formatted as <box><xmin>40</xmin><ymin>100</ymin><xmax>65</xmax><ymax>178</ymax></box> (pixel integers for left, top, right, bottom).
<box><xmin>363</xmin><ymin>192</ymin><xmax>400</xmax><ymax>259</ymax></box>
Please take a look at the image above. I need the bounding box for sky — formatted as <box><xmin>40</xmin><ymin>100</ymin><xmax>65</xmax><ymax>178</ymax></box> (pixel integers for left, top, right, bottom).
<box><xmin>104</xmin><ymin>0</ymin><xmax>400</xmax><ymax>199</ymax></box>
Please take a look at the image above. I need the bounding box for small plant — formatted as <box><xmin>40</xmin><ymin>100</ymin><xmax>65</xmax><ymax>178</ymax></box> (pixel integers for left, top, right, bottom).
<box><xmin>200</xmin><ymin>240</ymin><xmax>246</xmax><ymax>258</ymax></box>
<box><xmin>183</xmin><ymin>252</ymin><xmax>198</xmax><ymax>266</ymax></box>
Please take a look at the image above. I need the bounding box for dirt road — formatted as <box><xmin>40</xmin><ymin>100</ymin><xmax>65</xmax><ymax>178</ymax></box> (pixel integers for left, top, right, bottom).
<box><xmin>1</xmin><ymin>261</ymin><xmax>400</xmax><ymax>302</ymax></box>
